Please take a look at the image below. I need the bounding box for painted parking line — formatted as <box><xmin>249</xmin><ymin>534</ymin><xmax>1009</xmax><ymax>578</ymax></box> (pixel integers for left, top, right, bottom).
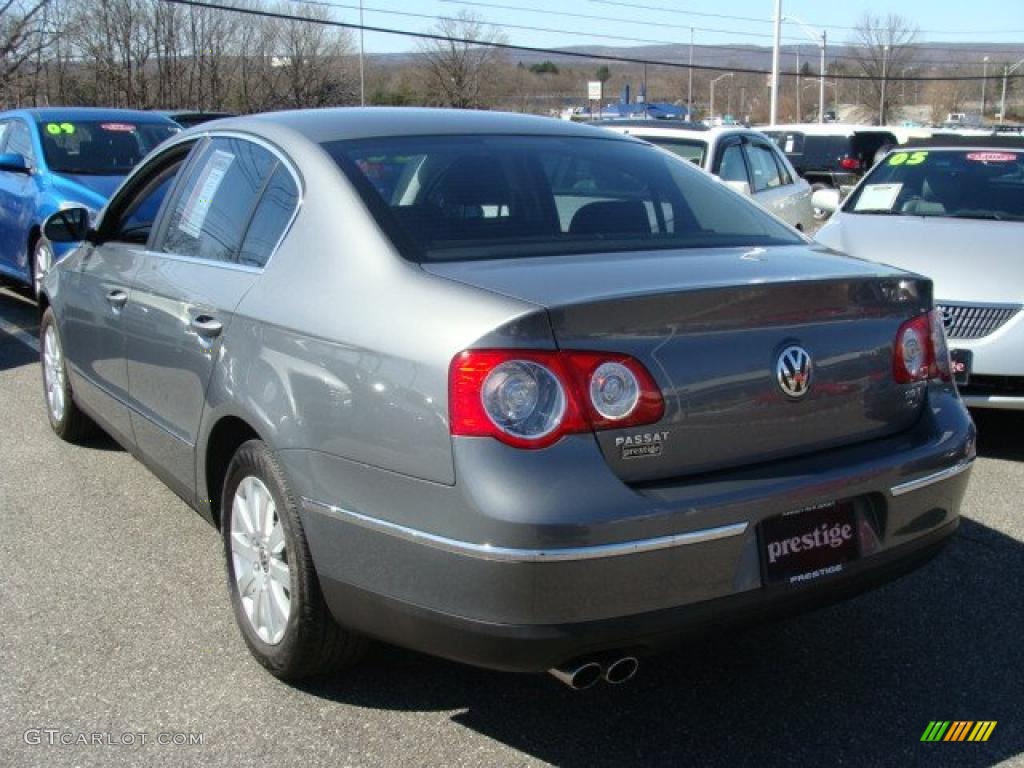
<box><xmin>0</xmin><ymin>316</ymin><xmax>39</xmax><ymax>353</ymax></box>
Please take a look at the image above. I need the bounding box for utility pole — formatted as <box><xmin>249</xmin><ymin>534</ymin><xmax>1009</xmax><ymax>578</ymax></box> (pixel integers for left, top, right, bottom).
<box><xmin>981</xmin><ymin>56</ymin><xmax>989</xmax><ymax>118</ymax></box>
<box><xmin>786</xmin><ymin>15</ymin><xmax>827</xmax><ymax>123</ymax></box>
<box><xmin>795</xmin><ymin>47</ymin><xmax>801</xmax><ymax>122</ymax></box>
<box><xmin>1000</xmin><ymin>58</ymin><xmax>1024</xmax><ymax>124</ymax></box>
<box><xmin>879</xmin><ymin>44</ymin><xmax>889</xmax><ymax>126</ymax></box>
<box><xmin>688</xmin><ymin>27</ymin><xmax>694</xmax><ymax>118</ymax></box>
<box><xmin>358</xmin><ymin>0</ymin><xmax>366</xmax><ymax>106</ymax></box>
<box><xmin>770</xmin><ymin>0</ymin><xmax>782</xmax><ymax>126</ymax></box>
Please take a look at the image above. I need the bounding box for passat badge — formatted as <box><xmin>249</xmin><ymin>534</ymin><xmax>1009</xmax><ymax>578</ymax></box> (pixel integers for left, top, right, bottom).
<box><xmin>615</xmin><ymin>431</ymin><xmax>669</xmax><ymax>459</ymax></box>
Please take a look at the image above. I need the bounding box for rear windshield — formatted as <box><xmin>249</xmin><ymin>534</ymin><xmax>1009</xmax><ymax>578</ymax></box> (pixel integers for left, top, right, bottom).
<box><xmin>323</xmin><ymin>135</ymin><xmax>800</xmax><ymax>262</ymax></box>
<box><xmin>639</xmin><ymin>137</ymin><xmax>707</xmax><ymax>166</ymax></box>
<box><xmin>38</xmin><ymin>119</ymin><xmax>180</xmax><ymax>175</ymax></box>
<box><xmin>844</xmin><ymin>148</ymin><xmax>1024</xmax><ymax>221</ymax></box>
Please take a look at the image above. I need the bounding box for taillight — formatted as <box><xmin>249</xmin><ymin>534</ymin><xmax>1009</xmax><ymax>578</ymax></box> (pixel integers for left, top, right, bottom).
<box><xmin>840</xmin><ymin>156</ymin><xmax>861</xmax><ymax>171</ymax></box>
<box><xmin>450</xmin><ymin>349</ymin><xmax>664</xmax><ymax>449</ymax></box>
<box><xmin>893</xmin><ymin>310</ymin><xmax>952</xmax><ymax>384</ymax></box>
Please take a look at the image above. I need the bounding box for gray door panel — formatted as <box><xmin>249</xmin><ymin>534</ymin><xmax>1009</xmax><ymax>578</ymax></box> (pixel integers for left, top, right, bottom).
<box><xmin>61</xmin><ymin>242</ymin><xmax>142</xmax><ymax>444</ymax></box>
<box><xmin>124</xmin><ymin>255</ymin><xmax>257</xmax><ymax>496</ymax></box>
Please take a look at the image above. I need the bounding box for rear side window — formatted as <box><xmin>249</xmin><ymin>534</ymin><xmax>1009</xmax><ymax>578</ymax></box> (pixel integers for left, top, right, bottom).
<box><xmin>746</xmin><ymin>143</ymin><xmax>783</xmax><ymax>192</ymax></box>
<box><xmin>238</xmin><ymin>166</ymin><xmax>299</xmax><ymax>268</ymax></box>
<box><xmin>160</xmin><ymin>137</ymin><xmax>277</xmax><ymax>263</ymax></box>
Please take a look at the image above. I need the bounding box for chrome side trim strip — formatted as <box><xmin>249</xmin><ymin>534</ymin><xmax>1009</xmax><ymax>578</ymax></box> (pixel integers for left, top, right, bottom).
<box><xmin>890</xmin><ymin>459</ymin><xmax>974</xmax><ymax>497</ymax></box>
<box><xmin>301</xmin><ymin>497</ymin><xmax>748</xmax><ymax>562</ymax></box>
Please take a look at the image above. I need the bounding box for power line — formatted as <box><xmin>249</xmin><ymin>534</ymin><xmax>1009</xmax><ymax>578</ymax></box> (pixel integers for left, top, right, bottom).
<box><xmin>159</xmin><ymin>0</ymin><xmax>1024</xmax><ymax>82</ymax></box>
<box><xmin>429</xmin><ymin>0</ymin><xmax>1024</xmax><ymax>66</ymax></box>
<box><xmin>588</xmin><ymin>0</ymin><xmax>1024</xmax><ymax>37</ymax></box>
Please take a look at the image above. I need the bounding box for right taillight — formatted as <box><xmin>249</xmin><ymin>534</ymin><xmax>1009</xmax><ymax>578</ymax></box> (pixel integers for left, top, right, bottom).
<box><xmin>893</xmin><ymin>310</ymin><xmax>952</xmax><ymax>384</ymax></box>
<box><xmin>449</xmin><ymin>349</ymin><xmax>664</xmax><ymax>449</ymax></box>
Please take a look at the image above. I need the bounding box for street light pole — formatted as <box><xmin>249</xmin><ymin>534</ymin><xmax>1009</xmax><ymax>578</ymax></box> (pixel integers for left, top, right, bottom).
<box><xmin>785</xmin><ymin>15</ymin><xmax>827</xmax><ymax>123</ymax></box>
<box><xmin>710</xmin><ymin>72</ymin><xmax>733</xmax><ymax>122</ymax></box>
<box><xmin>770</xmin><ymin>0</ymin><xmax>782</xmax><ymax>126</ymax></box>
<box><xmin>795</xmin><ymin>47</ymin><xmax>801</xmax><ymax>123</ymax></box>
<box><xmin>981</xmin><ymin>56</ymin><xmax>989</xmax><ymax>118</ymax></box>
<box><xmin>1000</xmin><ymin>58</ymin><xmax>1024</xmax><ymax>124</ymax></box>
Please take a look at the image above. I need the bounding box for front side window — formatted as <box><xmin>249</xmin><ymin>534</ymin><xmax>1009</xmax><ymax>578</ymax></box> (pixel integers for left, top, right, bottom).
<box><xmin>36</xmin><ymin>120</ymin><xmax>178</xmax><ymax>175</ymax></box>
<box><xmin>324</xmin><ymin>135</ymin><xmax>799</xmax><ymax>262</ymax></box>
<box><xmin>160</xmin><ymin>137</ymin><xmax>278</xmax><ymax>263</ymax></box>
<box><xmin>844</xmin><ymin>148</ymin><xmax>1024</xmax><ymax>221</ymax></box>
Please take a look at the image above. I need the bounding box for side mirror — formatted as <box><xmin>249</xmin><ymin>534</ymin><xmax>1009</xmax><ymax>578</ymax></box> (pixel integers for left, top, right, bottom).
<box><xmin>0</xmin><ymin>152</ymin><xmax>29</xmax><ymax>174</ymax></box>
<box><xmin>723</xmin><ymin>179</ymin><xmax>752</xmax><ymax>196</ymax></box>
<box><xmin>43</xmin><ymin>207</ymin><xmax>92</xmax><ymax>243</ymax></box>
<box><xmin>811</xmin><ymin>188</ymin><xmax>841</xmax><ymax>214</ymax></box>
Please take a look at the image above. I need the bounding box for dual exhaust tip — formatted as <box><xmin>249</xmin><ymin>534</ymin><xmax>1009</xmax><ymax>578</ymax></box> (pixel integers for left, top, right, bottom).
<box><xmin>549</xmin><ymin>655</ymin><xmax>639</xmax><ymax>690</ymax></box>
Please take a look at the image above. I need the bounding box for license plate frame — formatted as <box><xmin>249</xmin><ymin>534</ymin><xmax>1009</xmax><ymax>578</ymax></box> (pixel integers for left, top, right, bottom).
<box><xmin>759</xmin><ymin>501</ymin><xmax>860</xmax><ymax>585</ymax></box>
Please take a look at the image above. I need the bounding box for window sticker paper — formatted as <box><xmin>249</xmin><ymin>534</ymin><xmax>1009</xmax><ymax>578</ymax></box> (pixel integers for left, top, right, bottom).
<box><xmin>178</xmin><ymin>150</ymin><xmax>234</xmax><ymax>239</ymax></box>
<box><xmin>854</xmin><ymin>183</ymin><xmax>903</xmax><ymax>212</ymax></box>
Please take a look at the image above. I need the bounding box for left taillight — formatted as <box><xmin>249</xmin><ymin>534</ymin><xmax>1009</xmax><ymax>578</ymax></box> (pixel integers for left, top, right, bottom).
<box><xmin>840</xmin><ymin>156</ymin><xmax>861</xmax><ymax>171</ymax></box>
<box><xmin>893</xmin><ymin>310</ymin><xmax>952</xmax><ymax>384</ymax></box>
<box><xmin>450</xmin><ymin>349</ymin><xmax>665</xmax><ymax>449</ymax></box>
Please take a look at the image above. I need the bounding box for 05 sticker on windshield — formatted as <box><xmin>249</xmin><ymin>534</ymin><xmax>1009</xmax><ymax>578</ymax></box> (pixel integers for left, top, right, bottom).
<box><xmin>854</xmin><ymin>183</ymin><xmax>902</xmax><ymax>212</ymax></box>
<box><xmin>888</xmin><ymin>151</ymin><xmax>928</xmax><ymax>166</ymax></box>
<box><xmin>177</xmin><ymin>150</ymin><xmax>235</xmax><ymax>239</ymax></box>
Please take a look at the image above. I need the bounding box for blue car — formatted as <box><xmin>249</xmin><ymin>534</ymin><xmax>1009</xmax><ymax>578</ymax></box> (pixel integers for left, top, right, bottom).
<box><xmin>0</xmin><ymin>107</ymin><xmax>179</xmax><ymax>295</ymax></box>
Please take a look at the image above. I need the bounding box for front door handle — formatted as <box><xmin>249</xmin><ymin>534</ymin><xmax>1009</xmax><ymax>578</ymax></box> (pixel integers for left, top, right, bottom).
<box><xmin>190</xmin><ymin>315</ymin><xmax>223</xmax><ymax>338</ymax></box>
<box><xmin>106</xmin><ymin>289</ymin><xmax>128</xmax><ymax>309</ymax></box>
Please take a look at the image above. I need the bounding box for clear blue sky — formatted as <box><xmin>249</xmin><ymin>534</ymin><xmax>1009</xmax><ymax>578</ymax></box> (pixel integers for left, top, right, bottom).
<box><xmin>305</xmin><ymin>0</ymin><xmax>1024</xmax><ymax>57</ymax></box>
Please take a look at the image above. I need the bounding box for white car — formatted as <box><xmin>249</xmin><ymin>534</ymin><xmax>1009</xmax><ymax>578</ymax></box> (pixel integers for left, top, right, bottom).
<box><xmin>814</xmin><ymin>140</ymin><xmax>1024</xmax><ymax>410</ymax></box>
<box><xmin>600</xmin><ymin>122</ymin><xmax>815</xmax><ymax>232</ymax></box>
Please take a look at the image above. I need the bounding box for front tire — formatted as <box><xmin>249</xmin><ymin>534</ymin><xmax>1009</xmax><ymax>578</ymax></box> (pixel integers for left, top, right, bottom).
<box><xmin>32</xmin><ymin>237</ymin><xmax>54</xmax><ymax>299</ymax></box>
<box><xmin>222</xmin><ymin>440</ymin><xmax>366</xmax><ymax>680</ymax></box>
<box><xmin>40</xmin><ymin>307</ymin><xmax>93</xmax><ymax>442</ymax></box>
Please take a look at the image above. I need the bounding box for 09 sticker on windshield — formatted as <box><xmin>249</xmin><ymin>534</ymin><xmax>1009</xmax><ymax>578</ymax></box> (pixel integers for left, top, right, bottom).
<box><xmin>177</xmin><ymin>150</ymin><xmax>235</xmax><ymax>239</ymax></box>
<box><xmin>854</xmin><ymin>183</ymin><xmax>902</xmax><ymax>212</ymax></box>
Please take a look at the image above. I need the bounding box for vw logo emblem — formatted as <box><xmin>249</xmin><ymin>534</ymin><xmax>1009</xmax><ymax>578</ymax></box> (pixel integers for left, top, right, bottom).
<box><xmin>939</xmin><ymin>305</ymin><xmax>955</xmax><ymax>331</ymax></box>
<box><xmin>776</xmin><ymin>345</ymin><xmax>812</xmax><ymax>399</ymax></box>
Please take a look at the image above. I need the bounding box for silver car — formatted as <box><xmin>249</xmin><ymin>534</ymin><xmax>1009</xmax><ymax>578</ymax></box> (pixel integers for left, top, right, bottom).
<box><xmin>815</xmin><ymin>141</ymin><xmax>1024</xmax><ymax>410</ymax></box>
<box><xmin>600</xmin><ymin>123</ymin><xmax>815</xmax><ymax>232</ymax></box>
<box><xmin>38</xmin><ymin>109</ymin><xmax>974</xmax><ymax>688</ymax></box>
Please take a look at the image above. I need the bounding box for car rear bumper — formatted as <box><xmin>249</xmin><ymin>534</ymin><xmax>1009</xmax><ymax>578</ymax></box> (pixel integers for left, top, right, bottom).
<box><xmin>289</xmin><ymin>387</ymin><xmax>975</xmax><ymax>673</ymax></box>
<box><xmin>315</xmin><ymin>517</ymin><xmax>958</xmax><ymax>673</ymax></box>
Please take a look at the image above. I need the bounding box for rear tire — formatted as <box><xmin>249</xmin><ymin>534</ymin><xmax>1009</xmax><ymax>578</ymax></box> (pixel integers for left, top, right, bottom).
<box><xmin>40</xmin><ymin>307</ymin><xmax>93</xmax><ymax>443</ymax></box>
<box><xmin>222</xmin><ymin>440</ymin><xmax>366</xmax><ymax>680</ymax></box>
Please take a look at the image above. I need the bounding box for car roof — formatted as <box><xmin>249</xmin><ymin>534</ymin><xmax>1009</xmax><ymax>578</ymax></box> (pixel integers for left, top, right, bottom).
<box><xmin>601</xmin><ymin>124</ymin><xmax>761</xmax><ymax>141</ymax></box>
<box><xmin>204</xmin><ymin>107</ymin><xmax>635</xmax><ymax>144</ymax></box>
<box><xmin>759</xmin><ymin>123</ymin><xmax>897</xmax><ymax>137</ymax></box>
<box><xmin>4</xmin><ymin>106</ymin><xmax>179</xmax><ymax>125</ymax></box>
<box><xmin>902</xmin><ymin>136</ymin><xmax>1024</xmax><ymax>150</ymax></box>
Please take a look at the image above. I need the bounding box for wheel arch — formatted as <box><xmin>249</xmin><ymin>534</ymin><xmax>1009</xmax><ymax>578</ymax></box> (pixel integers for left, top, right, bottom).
<box><xmin>202</xmin><ymin>415</ymin><xmax>264</xmax><ymax>529</ymax></box>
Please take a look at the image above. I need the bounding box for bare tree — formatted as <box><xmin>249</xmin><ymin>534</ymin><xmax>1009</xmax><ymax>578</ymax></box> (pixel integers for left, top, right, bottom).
<box><xmin>849</xmin><ymin>13</ymin><xmax>918</xmax><ymax>125</ymax></box>
<box><xmin>418</xmin><ymin>11</ymin><xmax>506</xmax><ymax>109</ymax></box>
<box><xmin>0</xmin><ymin>0</ymin><xmax>52</xmax><ymax>105</ymax></box>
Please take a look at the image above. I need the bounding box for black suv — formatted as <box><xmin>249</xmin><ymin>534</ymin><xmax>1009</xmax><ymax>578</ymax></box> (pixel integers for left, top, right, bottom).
<box><xmin>761</xmin><ymin>126</ymin><xmax>898</xmax><ymax>192</ymax></box>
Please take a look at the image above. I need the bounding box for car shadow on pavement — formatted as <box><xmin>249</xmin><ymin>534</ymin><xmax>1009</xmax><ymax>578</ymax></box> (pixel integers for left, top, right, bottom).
<box><xmin>971</xmin><ymin>409</ymin><xmax>1024</xmax><ymax>462</ymax></box>
<box><xmin>299</xmin><ymin>516</ymin><xmax>1021</xmax><ymax>767</ymax></box>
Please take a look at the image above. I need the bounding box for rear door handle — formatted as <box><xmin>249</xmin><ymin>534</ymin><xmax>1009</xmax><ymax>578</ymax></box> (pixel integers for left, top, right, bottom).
<box><xmin>106</xmin><ymin>289</ymin><xmax>128</xmax><ymax>309</ymax></box>
<box><xmin>190</xmin><ymin>315</ymin><xmax>223</xmax><ymax>338</ymax></box>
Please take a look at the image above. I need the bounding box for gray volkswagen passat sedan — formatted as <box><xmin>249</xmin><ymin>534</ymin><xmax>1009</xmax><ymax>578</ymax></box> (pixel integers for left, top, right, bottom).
<box><xmin>38</xmin><ymin>109</ymin><xmax>974</xmax><ymax>689</ymax></box>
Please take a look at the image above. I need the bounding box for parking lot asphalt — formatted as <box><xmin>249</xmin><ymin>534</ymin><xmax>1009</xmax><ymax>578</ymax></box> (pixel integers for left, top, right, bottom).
<box><xmin>1</xmin><ymin>284</ymin><xmax>1021</xmax><ymax>768</ymax></box>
